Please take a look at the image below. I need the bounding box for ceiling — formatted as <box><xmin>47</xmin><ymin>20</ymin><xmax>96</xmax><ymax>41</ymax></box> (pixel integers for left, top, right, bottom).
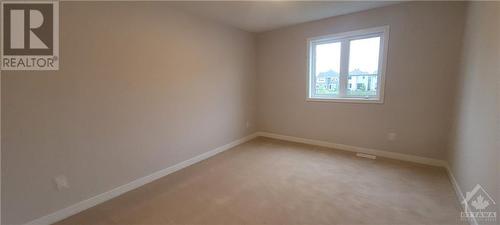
<box><xmin>171</xmin><ymin>1</ymin><xmax>400</xmax><ymax>33</ymax></box>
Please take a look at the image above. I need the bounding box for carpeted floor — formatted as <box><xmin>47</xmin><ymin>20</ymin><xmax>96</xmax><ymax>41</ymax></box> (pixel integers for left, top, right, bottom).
<box><xmin>55</xmin><ymin>137</ymin><xmax>466</xmax><ymax>225</ymax></box>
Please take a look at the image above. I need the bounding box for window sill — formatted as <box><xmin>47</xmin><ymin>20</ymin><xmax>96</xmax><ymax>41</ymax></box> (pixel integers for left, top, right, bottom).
<box><xmin>306</xmin><ymin>97</ymin><xmax>384</xmax><ymax>104</ymax></box>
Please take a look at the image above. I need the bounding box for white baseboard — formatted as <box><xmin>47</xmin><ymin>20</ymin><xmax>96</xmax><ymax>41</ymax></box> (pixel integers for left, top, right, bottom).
<box><xmin>256</xmin><ymin>132</ymin><xmax>447</xmax><ymax>167</ymax></box>
<box><xmin>24</xmin><ymin>133</ymin><xmax>259</xmax><ymax>225</ymax></box>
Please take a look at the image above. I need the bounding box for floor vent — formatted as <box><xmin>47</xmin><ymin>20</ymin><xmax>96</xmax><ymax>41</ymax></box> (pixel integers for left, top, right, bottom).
<box><xmin>356</xmin><ymin>153</ymin><xmax>377</xmax><ymax>160</ymax></box>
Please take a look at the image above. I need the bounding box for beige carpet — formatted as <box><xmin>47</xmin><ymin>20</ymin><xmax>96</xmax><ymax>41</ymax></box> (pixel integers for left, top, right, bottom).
<box><xmin>55</xmin><ymin>137</ymin><xmax>465</xmax><ymax>225</ymax></box>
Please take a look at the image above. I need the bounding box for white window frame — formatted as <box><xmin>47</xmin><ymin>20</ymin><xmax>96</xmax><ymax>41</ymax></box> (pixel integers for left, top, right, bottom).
<box><xmin>307</xmin><ymin>26</ymin><xmax>390</xmax><ymax>104</ymax></box>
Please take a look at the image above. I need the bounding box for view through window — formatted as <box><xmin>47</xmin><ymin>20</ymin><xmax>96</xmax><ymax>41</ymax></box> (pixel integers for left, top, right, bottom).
<box><xmin>308</xmin><ymin>26</ymin><xmax>388</xmax><ymax>102</ymax></box>
<box><xmin>315</xmin><ymin>42</ymin><xmax>340</xmax><ymax>95</ymax></box>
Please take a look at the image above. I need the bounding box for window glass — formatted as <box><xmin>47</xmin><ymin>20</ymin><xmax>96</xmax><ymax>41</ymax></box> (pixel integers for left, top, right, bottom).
<box><xmin>347</xmin><ymin>37</ymin><xmax>380</xmax><ymax>97</ymax></box>
<box><xmin>314</xmin><ymin>42</ymin><xmax>341</xmax><ymax>96</ymax></box>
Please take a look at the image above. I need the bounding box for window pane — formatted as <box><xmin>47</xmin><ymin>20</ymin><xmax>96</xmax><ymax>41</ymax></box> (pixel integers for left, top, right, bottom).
<box><xmin>347</xmin><ymin>37</ymin><xmax>380</xmax><ymax>97</ymax></box>
<box><xmin>314</xmin><ymin>42</ymin><xmax>341</xmax><ymax>96</ymax></box>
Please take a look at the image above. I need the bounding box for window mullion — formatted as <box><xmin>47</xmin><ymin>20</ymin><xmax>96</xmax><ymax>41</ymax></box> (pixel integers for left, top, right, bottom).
<box><xmin>339</xmin><ymin>39</ymin><xmax>350</xmax><ymax>97</ymax></box>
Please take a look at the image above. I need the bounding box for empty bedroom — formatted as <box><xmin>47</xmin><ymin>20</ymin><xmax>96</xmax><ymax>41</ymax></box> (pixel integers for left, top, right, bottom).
<box><xmin>1</xmin><ymin>1</ymin><xmax>499</xmax><ymax>225</ymax></box>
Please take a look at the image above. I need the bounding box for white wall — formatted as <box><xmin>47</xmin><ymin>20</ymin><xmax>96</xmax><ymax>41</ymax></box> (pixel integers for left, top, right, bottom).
<box><xmin>448</xmin><ymin>2</ymin><xmax>500</xmax><ymax>224</ymax></box>
<box><xmin>256</xmin><ymin>2</ymin><xmax>465</xmax><ymax>160</ymax></box>
<box><xmin>1</xmin><ymin>2</ymin><xmax>257</xmax><ymax>224</ymax></box>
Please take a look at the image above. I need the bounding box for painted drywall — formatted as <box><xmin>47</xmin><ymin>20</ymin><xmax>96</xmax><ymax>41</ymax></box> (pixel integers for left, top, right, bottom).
<box><xmin>1</xmin><ymin>2</ymin><xmax>257</xmax><ymax>224</ymax></box>
<box><xmin>447</xmin><ymin>2</ymin><xmax>500</xmax><ymax>224</ymax></box>
<box><xmin>256</xmin><ymin>2</ymin><xmax>465</xmax><ymax>160</ymax></box>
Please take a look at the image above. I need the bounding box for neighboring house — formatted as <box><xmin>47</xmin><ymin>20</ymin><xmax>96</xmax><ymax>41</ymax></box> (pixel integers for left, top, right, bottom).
<box><xmin>316</xmin><ymin>70</ymin><xmax>339</xmax><ymax>92</ymax></box>
<box><xmin>348</xmin><ymin>75</ymin><xmax>377</xmax><ymax>91</ymax></box>
<box><xmin>316</xmin><ymin>69</ymin><xmax>377</xmax><ymax>94</ymax></box>
<box><xmin>347</xmin><ymin>69</ymin><xmax>377</xmax><ymax>92</ymax></box>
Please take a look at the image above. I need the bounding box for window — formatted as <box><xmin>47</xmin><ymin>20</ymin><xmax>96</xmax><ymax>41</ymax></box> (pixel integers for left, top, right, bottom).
<box><xmin>308</xmin><ymin>26</ymin><xmax>389</xmax><ymax>103</ymax></box>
